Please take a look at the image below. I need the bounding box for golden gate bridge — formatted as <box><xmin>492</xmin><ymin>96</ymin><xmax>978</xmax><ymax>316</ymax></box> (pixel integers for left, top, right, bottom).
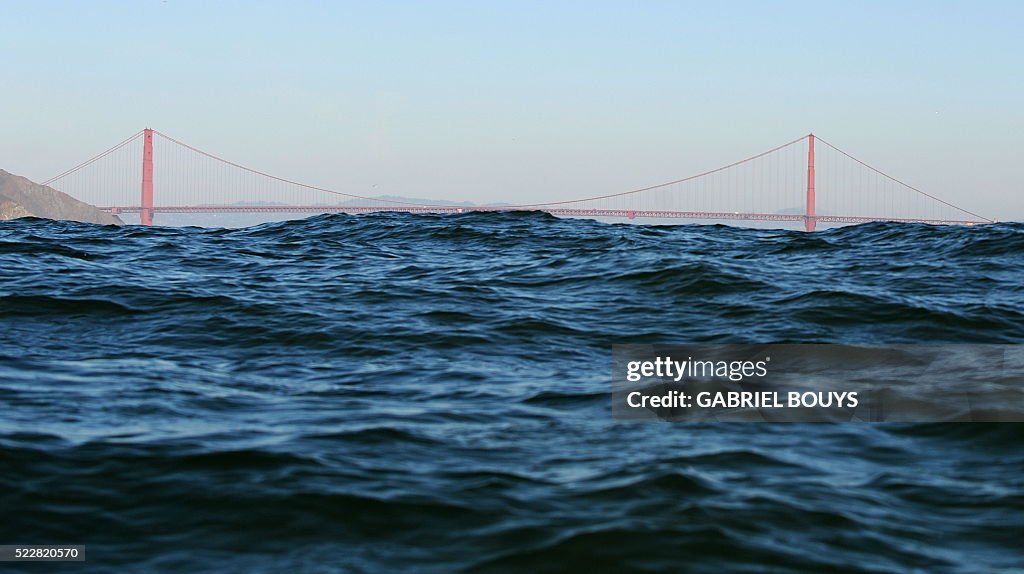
<box><xmin>42</xmin><ymin>129</ymin><xmax>993</xmax><ymax>230</ymax></box>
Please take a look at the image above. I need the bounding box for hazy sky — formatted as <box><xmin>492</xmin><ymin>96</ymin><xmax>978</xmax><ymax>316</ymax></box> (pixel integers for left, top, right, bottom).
<box><xmin>2</xmin><ymin>0</ymin><xmax>1022</xmax><ymax>219</ymax></box>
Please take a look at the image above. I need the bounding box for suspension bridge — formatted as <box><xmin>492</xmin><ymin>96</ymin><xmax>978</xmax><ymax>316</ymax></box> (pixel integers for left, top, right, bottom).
<box><xmin>42</xmin><ymin>129</ymin><xmax>993</xmax><ymax>230</ymax></box>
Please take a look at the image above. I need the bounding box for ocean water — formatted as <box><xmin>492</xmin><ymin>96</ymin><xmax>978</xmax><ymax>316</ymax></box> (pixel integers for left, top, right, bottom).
<box><xmin>1</xmin><ymin>212</ymin><xmax>1022</xmax><ymax>573</ymax></box>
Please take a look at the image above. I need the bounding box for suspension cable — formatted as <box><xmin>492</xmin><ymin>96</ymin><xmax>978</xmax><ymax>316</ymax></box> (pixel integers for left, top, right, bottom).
<box><xmin>41</xmin><ymin>130</ymin><xmax>144</xmax><ymax>186</ymax></box>
<box><xmin>815</xmin><ymin>136</ymin><xmax>993</xmax><ymax>223</ymax></box>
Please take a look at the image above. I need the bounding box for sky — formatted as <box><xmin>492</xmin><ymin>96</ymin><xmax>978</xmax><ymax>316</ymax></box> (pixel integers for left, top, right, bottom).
<box><xmin>2</xmin><ymin>0</ymin><xmax>1022</xmax><ymax>220</ymax></box>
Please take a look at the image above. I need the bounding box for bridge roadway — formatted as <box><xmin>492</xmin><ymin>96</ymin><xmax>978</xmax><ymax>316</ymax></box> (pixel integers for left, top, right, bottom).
<box><xmin>100</xmin><ymin>205</ymin><xmax>985</xmax><ymax>226</ymax></box>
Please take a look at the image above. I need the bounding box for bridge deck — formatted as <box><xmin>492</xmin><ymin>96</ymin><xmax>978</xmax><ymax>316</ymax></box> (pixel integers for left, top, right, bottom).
<box><xmin>100</xmin><ymin>205</ymin><xmax>986</xmax><ymax>226</ymax></box>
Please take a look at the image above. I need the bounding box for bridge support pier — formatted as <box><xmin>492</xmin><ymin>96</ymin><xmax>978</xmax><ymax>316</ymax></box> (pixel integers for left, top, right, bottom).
<box><xmin>141</xmin><ymin>128</ymin><xmax>154</xmax><ymax>226</ymax></box>
<box><xmin>805</xmin><ymin>133</ymin><xmax>816</xmax><ymax>232</ymax></box>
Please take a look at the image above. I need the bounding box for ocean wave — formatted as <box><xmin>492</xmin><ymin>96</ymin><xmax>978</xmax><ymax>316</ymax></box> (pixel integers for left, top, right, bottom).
<box><xmin>1</xmin><ymin>215</ymin><xmax>1022</xmax><ymax>572</ymax></box>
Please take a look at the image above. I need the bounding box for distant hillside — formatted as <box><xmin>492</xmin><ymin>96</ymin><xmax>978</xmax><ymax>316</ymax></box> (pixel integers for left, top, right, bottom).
<box><xmin>0</xmin><ymin>170</ymin><xmax>121</xmax><ymax>225</ymax></box>
<box><xmin>338</xmin><ymin>195</ymin><xmax>511</xmax><ymax>208</ymax></box>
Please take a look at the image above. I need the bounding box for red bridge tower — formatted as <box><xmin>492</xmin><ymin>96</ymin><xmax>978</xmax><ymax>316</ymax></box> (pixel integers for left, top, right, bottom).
<box><xmin>805</xmin><ymin>133</ymin><xmax>816</xmax><ymax>232</ymax></box>
<box><xmin>140</xmin><ymin>128</ymin><xmax>154</xmax><ymax>226</ymax></box>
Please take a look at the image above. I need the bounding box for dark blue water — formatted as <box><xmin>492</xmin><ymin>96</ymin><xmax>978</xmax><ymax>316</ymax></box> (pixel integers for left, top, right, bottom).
<box><xmin>1</xmin><ymin>213</ymin><xmax>1022</xmax><ymax>573</ymax></box>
